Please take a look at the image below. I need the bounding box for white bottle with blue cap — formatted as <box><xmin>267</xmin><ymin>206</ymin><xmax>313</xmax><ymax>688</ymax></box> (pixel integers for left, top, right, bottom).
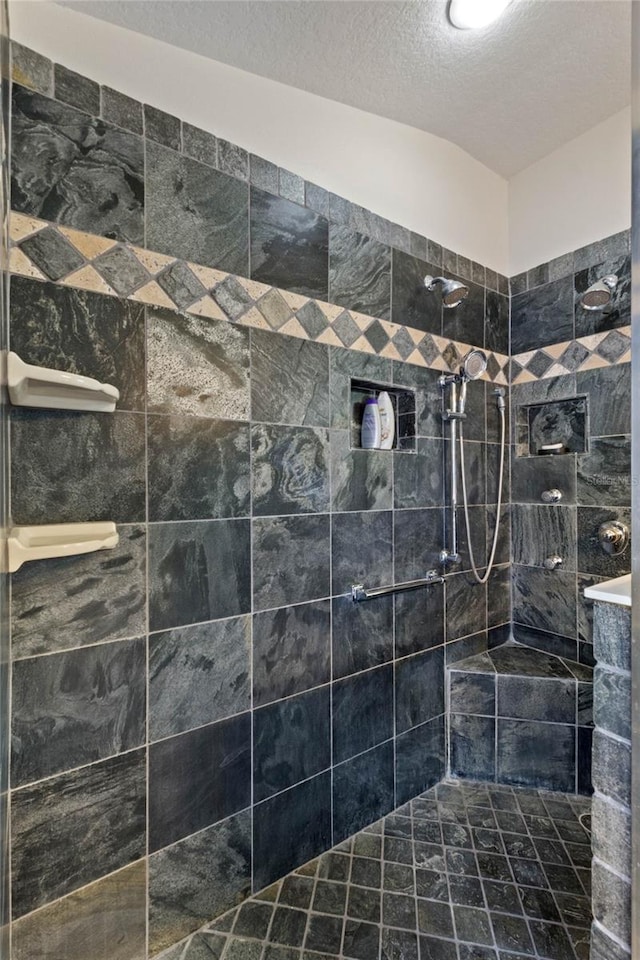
<box><xmin>361</xmin><ymin>397</ymin><xmax>381</xmax><ymax>449</ymax></box>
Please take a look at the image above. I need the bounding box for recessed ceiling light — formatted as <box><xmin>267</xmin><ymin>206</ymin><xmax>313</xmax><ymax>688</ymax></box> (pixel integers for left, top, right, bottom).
<box><xmin>448</xmin><ymin>0</ymin><xmax>512</xmax><ymax>30</ymax></box>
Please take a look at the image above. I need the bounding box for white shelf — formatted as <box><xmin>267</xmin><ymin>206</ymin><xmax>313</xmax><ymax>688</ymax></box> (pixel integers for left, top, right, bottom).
<box><xmin>7</xmin><ymin>351</ymin><xmax>119</xmax><ymax>412</ymax></box>
<box><xmin>7</xmin><ymin>522</ymin><xmax>119</xmax><ymax>573</ymax></box>
<box><xmin>584</xmin><ymin>574</ymin><xmax>631</xmax><ymax>608</ymax></box>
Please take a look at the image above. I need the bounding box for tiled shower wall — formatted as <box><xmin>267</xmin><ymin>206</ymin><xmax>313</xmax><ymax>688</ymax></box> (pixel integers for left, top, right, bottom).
<box><xmin>7</xmin><ymin>45</ymin><xmax>510</xmax><ymax>959</ymax></box>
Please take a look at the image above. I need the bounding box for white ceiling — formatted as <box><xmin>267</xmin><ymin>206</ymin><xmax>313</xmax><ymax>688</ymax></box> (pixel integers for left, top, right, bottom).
<box><xmin>57</xmin><ymin>0</ymin><xmax>631</xmax><ymax>177</ymax></box>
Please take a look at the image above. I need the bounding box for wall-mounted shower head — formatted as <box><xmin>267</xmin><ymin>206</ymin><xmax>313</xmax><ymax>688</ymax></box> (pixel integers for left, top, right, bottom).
<box><xmin>580</xmin><ymin>274</ymin><xmax>618</xmax><ymax>310</ymax></box>
<box><xmin>461</xmin><ymin>349</ymin><xmax>487</xmax><ymax>381</ymax></box>
<box><xmin>424</xmin><ymin>275</ymin><xmax>469</xmax><ymax>308</ymax></box>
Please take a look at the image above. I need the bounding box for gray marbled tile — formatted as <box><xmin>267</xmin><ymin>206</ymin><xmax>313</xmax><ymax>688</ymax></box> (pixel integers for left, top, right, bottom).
<box><xmin>446</xmin><ymin>572</ymin><xmax>487</xmax><ymax>642</ymax></box>
<box><xmin>509</xmin><ymin>623</ymin><xmax>576</xmax><ymax>661</ymax></box>
<box><xmin>574</xmin><ymin>230</ymin><xmax>630</xmax><ymax>272</ymax></box>
<box><xmin>149</xmin><ymin>519</ymin><xmax>251</xmax><ymax>631</ymax></box>
<box><xmin>592</xmin><ymin>794</ymin><xmax>631</xmax><ymax>880</ymax></box>
<box><xmin>11</xmin><ymin>749</ymin><xmax>146</xmax><ymax>917</ymax></box>
<box><xmin>330</xmin><ymin>430</ymin><xmax>392</xmax><ymax>512</ymax></box>
<box><xmin>511</xmin><ymin>277</ymin><xmax>574</xmax><ymax>354</ymax></box>
<box><xmin>218</xmin><ymin>139</ymin><xmax>248</xmax><ymax>181</ymax></box>
<box><xmin>149</xmin><ymin>712</ymin><xmax>251</xmax><ymax>851</ymax></box>
<box><xmin>330</xmin><ymin>346</ymin><xmax>391</xmax><ymax>430</ymax></box>
<box><xmin>149</xmin><ymin>617</ymin><xmax>251</xmax><ymax>740</ymax></box>
<box><xmin>593</xmin><ymin>600</ymin><xmax>631</xmax><ymax>671</ymax></box>
<box><xmin>393</xmin><ymin>507</ymin><xmax>443</xmax><ymax>582</ymax></box>
<box><xmin>250</xmin><ymin>187</ymin><xmax>329</xmax><ymax>299</ymax></box>
<box><xmin>11</xmin><ymin>524</ymin><xmax>145</xmax><ymax>659</ymax></box>
<box><xmin>396</xmin><ymin>715</ymin><xmax>445</xmax><ymax>806</ymax></box>
<box><xmin>148</xmin><ymin>415</ymin><xmax>250</xmax><ymax>521</ymax></box>
<box><xmin>20</xmin><ymin>225</ymin><xmax>84</xmax><ymax>280</ymax></box>
<box><xmin>156</xmin><ymin>260</ymin><xmax>208</xmax><ymax>309</ymax></box>
<box><xmin>333</xmin><ymin>741</ymin><xmax>395</xmax><ymax>843</ymax></box>
<box><xmin>11</xmin><ymin>409</ymin><xmax>145</xmax><ymax>524</ymax></box>
<box><xmin>253</xmin><ymin>685</ymin><xmax>330</xmax><ymax>802</ymax></box>
<box><xmin>305</xmin><ymin>181</ymin><xmax>330</xmax><ymax>218</ymax></box>
<box><xmin>576</xmin><ymin>362</ymin><xmax>630</xmax><ymax>437</ymax></box>
<box><xmin>512</xmin><ymin>565</ymin><xmax>577</xmax><ymax>637</ymax></box>
<box><xmin>497</xmin><ymin>675</ymin><xmax>576</xmax><ymax>724</ymax></box>
<box><xmin>147</xmin><ymin>306</ymin><xmax>250</xmax><ymax>420</ymax></box>
<box><xmin>391</xmin><ymin>250</ymin><xmax>441</xmax><ymax>335</ymax></box>
<box><xmin>250</xmin><ymin>154</ymin><xmax>278</xmax><ymax>193</ymax></box>
<box><xmin>92</xmin><ymin>245</ymin><xmax>150</xmax><ymax>296</ymax></box>
<box><xmin>146</xmin><ymin>140</ymin><xmax>248</xmax><ymax>274</ymax></box>
<box><xmin>590</xmin><ymin>926</ymin><xmax>630</xmax><ymax>960</ymax></box>
<box><xmin>511</xmin><ymin>451</ymin><xmax>576</xmax><ymax>504</ymax></box>
<box><xmin>497</xmin><ymin>719</ymin><xmax>575</xmax><ymax>792</ymax></box>
<box><xmin>145</xmin><ymin>104</ymin><xmax>181</xmax><ymax>150</ymax></box>
<box><xmin>278</xmin><ymin>168</ymin><xmax>304</xmax><ymax>204</ymax></box>
<box><xmin>332</xmin><ymin>593</ymin><xmax>393</xmax><ymax>678</ymax></box>
<box><xmin>333</xmin><ymin>664</ymin><xmax>393</xmax><ymax>763</ymax></box>
<box><xmin>595</xmin><ymin>665</ymin><xmax>630</xmax><ymax>741</ymax></box>
<box><xmin>328</xmin><ymin>224</ymin><xmax>391</xmax><ymax>320</ymax></box>
<box><xmin>253</xmin><ymin>514</ymin><xmax>330</xmax><ymax>610</ymax></box>
<box><xmin>450</xmin><ymin>714</ymin><xmax>495</xmax><ymax>781</ymax></box>
<box><xmin>252</xmin><ymin>599</ymin><xmax>330</xmax><ymax>706</ymax></box>
<box><xmin>577</xmin><ymin>435</ymin><xmax>630</xmax><ymax>506</ymax></box>
<box><xmin>394</xmin><ymin>438</ymin><xmax>444</xmax><ymax>509</ymax></box>
<box><xmin>392</xmin><ymin>362</ymin><xmax>442</xmax><ymax>439</ymax></box>
<box><xmin>575</xmin><ymin>254</ymin><xmax>631</xmax><ymax>337</ymax></box>
<box><xmin>182</xmin><ymin>122</ymin><xmax>217</xmax><ymax>166</ymax></box>
<box><xmin>487</xmin><ymin>563</ymin><xmax>510</xmax><ymax>628</ymax></box>
<box><xmin>12</xmin><ymin>637</ymin><xmax>146</xmax><ymax>786</ymax></box>
<box><xmin>592</xmin><ymin>860</ymin><xmax>631</xmax><ymax>948</ymax></box>
<box><xmin>11</xmin><ymin>861</ymin><xmax>146</xmax><ymax>960</ymax></box>
<box><xmin>11</xmin><ymin>42</ymin><xmax>53</xmax><ymax>96</ymax></box>
<box><xmin>251</xmin><ymin>329</ymin><xmax>330</xmax><ymax>427</ymax></box>
<box><xmin>592</xmin><ymin>729</ymin><xmax>630</xmax><ymax>807</ymax></box>
<box><xmin>449</xmin><ymin>671</ymin><xmax>495</xmax><ymax>716</ymax></box>
<box><xmin>527</xmin><ymin>262</ymin><xmax>549</xmax><ymax>289</ymax></box>
<box><xmin>54</xmin><ymin>64</ymin><xmax>100</xmax><ymax>115</ymax></box>
<box><xmin>396</xmin><ymin>647</ymin><xmax>444</xmax><ymax>733</ymax></box>
<box><xmin>101</xmin><ymin>87</ymin><xmax>143</xmax><ymax>135</ymax></box>
<box><xmin>443</xmin><ymin>275</ymin><xmax>485</xmax><ymax>349</ymax></box>
<box><xmin>149</xmin><ymin>809</ymin><xmax>251</xmax><ymax>954</ymax></box>
<box><xmin>485</xmin><ymin>291</ymin><xmax>509</xmax><ymax>356</ymax></box>
<box><xmin>252</xmin><ymin>424</ymin><xmax>329</xmax><ymax>516</ymax></box>
<box><xmin>10</xmin><ymin>276</ymin><xmax>146</xmax><ymax>411</ymax></box>
<box><xmin>577</xmin><ymin>505</ymin><xmax>631</xmax><ymax>577</ymax></box>
<box><xmin>394</xmin><ymin>582</ymin><xmax>445</xmax><ymax>658</ymax></box>
<box><xmin>12</xmin><ymin>85</ymin><xmax>144</xmax><ymax>243</ymax></box>
<box><xmin>332</xmin><ymin>510</ymin><xmax>393</xmax><ymax>596</ymax></box>
<box><xmin>511</xmin><ymin>504</ymin><xmax>577</xmax><ymax>569</ymax></box>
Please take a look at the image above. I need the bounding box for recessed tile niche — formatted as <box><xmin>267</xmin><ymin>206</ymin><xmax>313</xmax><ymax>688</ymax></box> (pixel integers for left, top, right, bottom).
<box><xmin>516</xmin><ymin>396</ymin><xmax>589</xmax><ymax>457</ymax></box>
<box><xmin>350</xmin><ymin>378</ymin><xmax>416</xmax><ymax>451</ymax></box>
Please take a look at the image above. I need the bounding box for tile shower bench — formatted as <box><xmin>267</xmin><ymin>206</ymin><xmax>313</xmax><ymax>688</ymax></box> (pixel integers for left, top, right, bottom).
<box><xmin>447</xmin><ymin>642</ymin><xmax>593</xmax><ymax>793</ymax></box>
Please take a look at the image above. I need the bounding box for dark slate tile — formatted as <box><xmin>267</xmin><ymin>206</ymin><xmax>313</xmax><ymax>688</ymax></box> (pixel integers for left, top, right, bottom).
<box><xmin>331</xmin><ymin>431</ymin><xmax>393</xmax><ymax>511</ymax></box>
<box><xmin>304</xmin><ymin>913</ymin><xmax>344</xmax><ymax>955</ymax></box>
<box><xmin>253</xmin><ymin>772</ymin><xmax>332</xmax><ymax>889</ymax></box>
<box><xmin>332</xmin><ymin>510</ymin><xmax>393</xmax><ymax>596</ymax></box>
<box><xmin>511</xmin><ymin>452</ymin><xmax>576</xmax><ymax>504</ymax></box>
<box><xmin>590</xmin><ymin>925</ymin><xmax>630</xmax><ymax>960</ymax></box>
<box><xmin>577</xmin><ymin>435</ymin><xmax>631</xmax><ymax>506</ymax></box>
<box><xmin>446</xmin><ymin>572</ymin><xmax>487</xmax><ymax>642</ymax></box>
<box><xmin>577</xmin><ymin>505</ymin><xmax>631</xmax><ymax>577</ymax></box>
<box><xmin>511</xmin><ymin>504</ymin><xmax>577</xmax><ymax>569</ymax></box>
<box><xmin>251</xmin><ymin>328</ymin><xmax>330</xmax><ymax>427</ymax></box>
<box><xmin>393</xmin><ymin>507</ymin><xmax>442</xmax><ymax>581</ymax></box>
<box><xmin>11</xmin><ymin>42</ymin><xmax>53</xmax><ymax>96</ymax></box>
<box><xmin>12</xmin><ymin>638</ymin><xmax>146</xmax><ymax>786</ymax></box>
<box><xmin>20</xmin><ymin>225</ymin><xmax>84</xmax><ymax>279</ymax></box>
<box><xmin>442</xmin><ymin>275</ymin><xmax>485</xmax><ymax>349</ymax></box>
<box><xmin>333</xmin><ymin>741</ymin><xmax>395</xmax><ymax>843</ymax></box>
<box><xmin>528</xmin><ymin>921</ymin><xmax>576</xmax><ymax>960</ymax></box>
<box><xmin>393</xmin><ymin>438</ymin><xmax>444</xmax><ymax>509</ymax></box>
<box><xmin>591</xmin><ymin>729</ymin><xmax>630</xmax><ymax>807</ymax></box>
<box><xmin>253</xmin><ymin>515</ymin><xmax>330</xmax><ymax>610</ymax></box>
<box><xmin>254</xmin><ymin>686</ymin><xmax>330</xmax><ymax>801</ymax></box>
<box><xmin>490</xmin><ymin>913</ymin><xmax>534</xmax><ymax>956</ymax></box>
<box><xmin>12</xmin><ymin>85</ymin><xmax>144</xmax><ymax>243</ymax></box>
<box><xmin>574</xmin><ymin>230</ymin><xmax>630</xmax><ymax>272</ymax></box>
<box><xmin>253</xmin><ymin>599</ymin><xmax>330</xmax><ymax>706</ymax></box>
<box><xmin>485</xmin><ymin>290</ymin><xmax>509</xmax><ymax>356</ymax></box>
<box><xmin>392</xmin><ymin>362</ymin><xmax>442</xmax><ymax>439</ymax></box>
<box><xmin>592</xmin><ymin>794</ymin><xmax>631</xmax><ymax>879</ymax></box>
<box><xmin>11</xmin><ymin>750</ymin><xmax>145</xmax><ymax>918</ymax></box>
<box><xmin>593</xmin><ymin>600</ymin><xmax>631</xmax><ymax>670</ymax></box>
<box><xmin>342</xmin><ymin>918</ymin><xmax>380</xmax><ymax>960</ymax></box>
<box><xmin>395</xmin><ymin>716</ymin><xmax>445</xmax><ymax>804</ymax></box>
<box><xmin>305</xmin><ymin>181</ymin><xmax>330</xmax><ymax>218</ymax></box>
<box><xmin>512</xmin><ymin>565</ymin><xmax>577</xmax><ymax>638</ymax></box>
<box><xmin>381</xmin><ymin>928</ymin><xmax>419</xmax><ymax>960</ymax></box>
<box><xmin>328</xmin><ymin>224</ymin><xmax>391</xmax><ymax>320</ymax></box>
<box><xmin>252</xmin><ymin>424</ymin><xmax>329</xmax><ymax>515</ymax></box>
<box><xmin>394</xmin><ymin>581</ymin><xmax>445</xmax><ymax>657</ymax></box>
<box><xmin>575</xmin><ymin>254</ymin><xmax>631</xmax><ymax>337</ymax></box>
<box><xmin>511</xmin><ymin>277</ymin><xmax>574</xmax><ymax>354</ymax></box>
<box><xmin>149</xmin><ymin>712</ymin><xmax>251</xmax><ymax>851</ymax></box>
<box><xmin>527</xmin><ymin>396</ymin><xmax>587</xmax><ymax>455</ymax></box>
<box><xmin>54</xmin><ymin>64</ymin><xmax>100</xmax><ymax>115</ymax></box>
<box><xmin>92</xmin><ymin>245</ymin><xmax>150</xmax><ymax>296</ymax></box>
<box><xmin>101</xmin><ymin>87</ymin><xmax>143</xmax><ymax>135</ymax></box>
<box><xmin>332</xmin><ymin>593</ymin><xmax>393</xmax><ymax>678</ymax></box>
<box><xmin>11</xmin><ymin>860</ymin><xmax>146</xmax><ymax>960</ymax></box>
<box><xmin>149</xmin><ymin>616</ymin><xmax>251</xmax><ymax>740</ymax></box>
<box><xmin>11</xmin><ymin>409</ymin><xmax>145</xmax><ymax>525</ymax></box>
<box><xmin>146</xmin><ymin>140</ymin><xmax>248</xmax><ymax>274</ymax></box>
<box><xmin>497</xmin><ymin>675</ymin><xmax>576</xmax><ymax>723</ymax></box>
<box><xmin>148</xmin><ymin>518</ymin><xmax>251</xmax><ymax>630</ymax></box>
<box><xmin>147</xmin><ymin>307</ymin><xmax>250</xmax><ymax>421</ymax></box>
<box><xmin>250</xmin><ymin>154</ymin><xmax>278</xmax><ymax>194</ymax></box>
<box><xmin>395</xmin><ymin>647</ymin><xmax>444</xmax><ymax>732</ymax></box>
<box><xmin>592</xmin><ymin>860</ymin><xmax>630</xmax><ymax>947</ymax></box>
<box><xmin>509</xmin><ymin>623</ymin><xmax>576</xmax><ymax>661</ymax></box>
<box><xmin>149</xmin><ymin>414</ymin><xmax>250</xmax><ymax>521</ymax></box>
<box><xmin>181</xmin><ymin>122</ymin><xmax>217</xmax><ymax>167</ymax></box>
<box><xmin>332</xmin><ymin>664</ymin><xmax>393</xmax><ymax>762</ymax></box>
<box><xmin>250</xmin><ymin>186</ymin><xmax>328</xmax><ymax>299</ymax></box>
<box><xmin>11</xmin><ymin>524</ymin><xmax>146</xmax><ymax>659</ymax></box>
<box><xmin>143</xmin><ymin>104</ymin><xmax>181</xmax><ymax>149</ymax></box>
<box><xmin>450</xmin><ymin>714</ymin><xmax>495</xmax><ymax>781</ymax></box>
<box><xmin>497</xmin><ymin>719</ymin><xmax>575</xmax><ymax>791</ymax></box>
<box><xmin>233</xmin><ymin>901</ymin><xmax>274</xmax><ymax>939</ymax></box>
<box><xmin>449</xmin><ymin>671</ymin><xmax>495</xmax><ymax>716</ymax></box>
<box><xmin>149</xmin><ymin>809</ymin><xmax>251</xmax><ymax>954</ymax></box>
<box><xmin>391</xmin><ymin>249</ymin><xmax>441</xmax><ymax>335</ymax></box>
<box><xmin>576</xmin><ymin>362</ymin><xmax>630</xmax><ymax>437</ymax></box>
<box><xmin>218</xmin><ymin>139</ymin><xmax>248</xmax><ymax>181</ymax></box>
<box><xmin>594</xmin><ymin>666</ymin><xmax>630</xmax><ymax>740</ymax></box>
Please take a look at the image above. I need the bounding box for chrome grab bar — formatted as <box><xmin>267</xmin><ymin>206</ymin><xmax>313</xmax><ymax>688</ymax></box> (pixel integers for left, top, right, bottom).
<box><xmin>351</xmin><ymin>570</ymin><xmax>444</xmax><ymax>602</ymax></box>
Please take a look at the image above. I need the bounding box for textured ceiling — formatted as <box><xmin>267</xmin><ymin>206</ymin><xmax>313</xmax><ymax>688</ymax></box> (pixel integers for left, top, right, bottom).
<box><xmin>57</xmin><ymin>0</ymin><xmax>631</xmax><ymax>176</ymax></box>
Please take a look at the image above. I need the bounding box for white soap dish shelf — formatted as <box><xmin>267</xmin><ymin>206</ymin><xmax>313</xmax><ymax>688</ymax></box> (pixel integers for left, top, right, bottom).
<box><xmin>7</xmin><ymin>522</ymin><xmax>119</xmax><ymax>573</ymax></box>
<box><xmin>7</xmin><ymin>351</ymin><xmax>119</xmax><ymax>412</ymax></box>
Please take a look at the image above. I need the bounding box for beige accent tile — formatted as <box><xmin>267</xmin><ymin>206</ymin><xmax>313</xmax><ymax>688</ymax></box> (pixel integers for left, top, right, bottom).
<box><xmin>408</xmin><ymin>327</ymin><xmax>425</xmax><ymax>345</ymax></box>
<box><xmin>280</xmin><ymin>290</ymin><xmax>310</xmax><ymax>311</ymax></box>
<box><xmin>431</xmin><ymin>355</ymin><xmax>450</xmax><ymax>373</ymax></box>
<box><xmin>235</xmin><ymin>276</ymin><xmax>272</xmax><ymax>301</ymax></box>
<box><xmin>542</xmin><ymin>342</ymin><xmax>567</xmax><ymax>360</ymax></box>
<box><xmin>578</xmin><ymin>332</ymin><xmax>608</xmax><ymax>352</ymax></box>
<box><xmin>188</xmin><ymin>263</ymin><xmax>228</xmax><ymax>289</ymax></box>
<box><xmin>513</xmin><ymin>369</ymin><xmax>537</xmax><ymax>384</ymax></box>
<box><xmin>544</xmin><ymin>362</ymin><xmax>571</xmax><ymax>379</ymax></box>
<box><xmin>236</xmin><ymin>306</ymin><xmax>271</xmax><ymax>330</ymax></box>
<box><xmin>352</xmin><ymin>311</ymin><xmax>374</xmax><ymax>332</ymax></box>
<box><xmin>513</xmin><ymin>350</ymin><xmax>536</xmax><ymax>366</ymax></box>
<box><xmin>351</xmin><ymin>335</ymin><xmax>376</xmax><ymax>355</ymax></box>
<box><xmin>380</xmin><ymin>341</ymin><xmax>402</xmax><ymax>361</ymax></box>
<box><xmin>59</xmin><ymin>226</ymin><xmax>117</xmax><ymax>260</ymax></box>
<box><xmin>60</xmin><ymin>265</ymin><xmax>118</xmax><ymax>296</ymax></box>
<box><xmin>618</xmin><ymin>349</ymin><xmax>631</xmax><ymax>365</ymax></box>
<box><xmin>576</xmin><ymin>353</ymin><xmax>609</xmax><ymax>372</ymax></box>
<box><xmin>279</xmin><ymin>317</ymin><xmax>310</xmax><ymax>340</ymax></box>
<box><xmin>379</xmin><ymin>319</ymin><xmax>401</xmax><ymax>339</ymax></box>
<box><xmin>129</xmin><ymin>280</ymin><xmax>177</xmax><ymax>310</ymax></box>
<box><xmin>431</xmin><ymin>334</ymin><xmax>449</xmax><ymax>353</ymax></box>
<box><xmin>131</xmin><ymin>247</ymin><xmax>176</xmax><ymax>275</ymax></box>
<box><xmin>187</xmin><ymin>295</ymin><xmax>228</xmax><ymax>321</ymax></box>
<box><xmin>9</xmin><ymin>246</ymin><xmax>46</xmax><ymax>280</ymax></box>
<box><xmin>10</xmin><ymin>212</ymin><xmax>45</xmax><ymax>242</ymax></box>
<box><xmin>406</xmin><ymin>348</ymin><xmax>427</xmax><ymax>367</ymax></box>
<box><xmin>316</xmin><ymin>301</ymin><xmax>344</xmax><ymax>322</ymax></box>
<box><xmin>315</xmin><ymin>327</ymin><xmax>343</xmax><ymax>346</ymax></box>
<box><xmin>494</xmin><ymin>370</ymin><xmax>508</xmax><ymax>386</ymax></box>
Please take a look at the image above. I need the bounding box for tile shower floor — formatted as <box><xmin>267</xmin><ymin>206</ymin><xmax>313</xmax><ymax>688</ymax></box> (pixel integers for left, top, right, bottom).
<box><xmin>162</xmin><ymin>780</ymin><xmax>592</xmax><ymax>960</ymax></box>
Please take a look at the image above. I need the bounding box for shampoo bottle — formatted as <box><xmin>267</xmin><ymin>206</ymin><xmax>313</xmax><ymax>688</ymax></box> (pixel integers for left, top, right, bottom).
<box><xmin>361</xmin><ymin>398</ymin><xmax>381</xmax><ymax>449</ymax></box>
<box><xmin>378</xmin><ymin>391</ymin><xmax>395</xmax><ymax>449</ymax></box>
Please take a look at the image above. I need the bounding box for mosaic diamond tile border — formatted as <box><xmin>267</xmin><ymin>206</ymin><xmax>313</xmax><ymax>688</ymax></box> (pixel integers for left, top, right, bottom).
<box><xmin>9</xmin><ymin>213</ymin><xmax>510</xmax><ymax>384</ymax></box>
<box><xmin>511</xmin><ymin>328</ymin><xmax>631</xmax><ymax>384</ymax></box>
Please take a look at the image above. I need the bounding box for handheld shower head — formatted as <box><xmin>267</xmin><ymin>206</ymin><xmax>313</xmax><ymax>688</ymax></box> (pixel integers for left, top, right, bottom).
<box><xmin>580</xmin><ymin>274</ymin><xmax>618</xmax><ymax>310</ymax></box>
<box><xmin>424</xmin><ymin>275</ymin><xmax>469</xmax><ymax>308</ymax></box>
<box><xmin>462</xmin><ymin>349</ymin><xmax>487</xmax><ymax>381</ymax></box>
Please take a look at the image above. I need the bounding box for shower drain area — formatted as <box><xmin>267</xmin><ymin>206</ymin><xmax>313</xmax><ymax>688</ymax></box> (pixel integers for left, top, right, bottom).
<box><xmin>155</xmin><ymin>780</ymin><xmax>592</xmax><ymax>960</ymax></box>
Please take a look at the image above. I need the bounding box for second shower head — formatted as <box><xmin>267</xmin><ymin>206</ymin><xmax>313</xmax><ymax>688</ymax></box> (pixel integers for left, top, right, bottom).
<box><xmin>580</xmin><ymin>274</ymin><xmax>618</xmax><ymax>310</ymax></box>
<box><xmin>424</xmin><ymin>275</ymin><xmax>469</xmax><ymax>308</ymax></box>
